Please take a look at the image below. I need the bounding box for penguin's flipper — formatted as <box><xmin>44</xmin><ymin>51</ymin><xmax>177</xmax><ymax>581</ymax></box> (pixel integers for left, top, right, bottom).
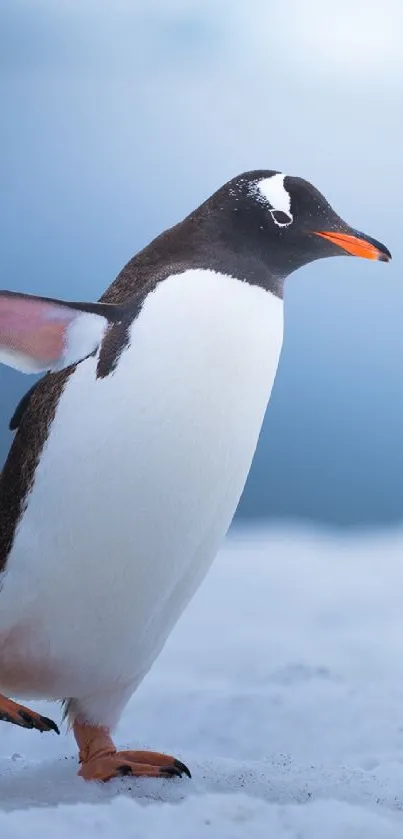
<box><xmin>9</xmin><ymin>379</ymin><xmax>42</xmax><ymax>430</ymax></box>
<box><xmin>0</xmin><ymin>693</ymin><xmax>59</xmax><ymax>734</ymax></box>
<box><xmin>0</xmin><ymin>290</ymin><xmax>124</xmax><ymax>375</ymax></box>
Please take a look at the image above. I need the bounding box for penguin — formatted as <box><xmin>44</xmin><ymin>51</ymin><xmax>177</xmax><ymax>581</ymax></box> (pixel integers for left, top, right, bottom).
<box><xmin>0</xmin><ymin>170</ymin><xmax>391</xmax><ymax>782</ymax></box>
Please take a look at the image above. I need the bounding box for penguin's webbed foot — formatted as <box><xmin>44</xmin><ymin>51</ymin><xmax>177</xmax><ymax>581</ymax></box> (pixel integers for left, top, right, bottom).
<box><xmin>79</xmin><ymin>749</ymin><xmax>190</xmax><ymax>782</ymax></box>
<box><xmin>74</xmin><ymin>721</ymin><xmax>191</xmax><ymax>782</ymax></box>
<box><xmin>0</xmin><ymin>693</ymin><xmax>59</xmax><ymax>734</ymax></box>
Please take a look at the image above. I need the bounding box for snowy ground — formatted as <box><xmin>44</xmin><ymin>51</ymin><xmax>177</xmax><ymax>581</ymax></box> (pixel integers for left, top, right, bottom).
<box><xmin>1</xmin><ymin>525</ymin><xmax>403</xmax><ymax>837</ymax></box>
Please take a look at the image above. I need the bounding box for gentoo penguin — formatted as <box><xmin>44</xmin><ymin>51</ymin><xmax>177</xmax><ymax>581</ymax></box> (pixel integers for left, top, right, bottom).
<box><xmin>0</xmin><ymin>170</ymin><xmax>391</xmax><ymax>782</ymax></box>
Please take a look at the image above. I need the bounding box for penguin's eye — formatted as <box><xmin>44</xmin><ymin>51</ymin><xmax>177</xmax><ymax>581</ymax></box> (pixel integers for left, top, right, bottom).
<box><xmin>270</xmin><ymin>210</ymin><xmax>293</xmax><ymax>227</ymax></box>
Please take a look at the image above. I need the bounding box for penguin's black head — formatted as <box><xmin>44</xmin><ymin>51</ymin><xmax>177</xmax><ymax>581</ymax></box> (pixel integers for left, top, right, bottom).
<box><xmin>205</xmin><ymin>170</ymin><xmax>391</xmax><ymax>291</ymax></box>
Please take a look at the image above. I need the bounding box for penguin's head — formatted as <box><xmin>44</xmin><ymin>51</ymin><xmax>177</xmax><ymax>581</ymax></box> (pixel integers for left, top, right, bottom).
<box><xmin>209</xmin><ymin>170</ymin><xmax>391</xmax><ymax>281</ymax></box>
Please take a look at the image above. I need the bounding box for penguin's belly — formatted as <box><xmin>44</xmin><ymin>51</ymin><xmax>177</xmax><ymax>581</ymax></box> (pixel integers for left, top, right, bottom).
<box><xmin>0</xmin><ymin>270</ymin><xmax>283</xmax><ymax>699</ymax></box>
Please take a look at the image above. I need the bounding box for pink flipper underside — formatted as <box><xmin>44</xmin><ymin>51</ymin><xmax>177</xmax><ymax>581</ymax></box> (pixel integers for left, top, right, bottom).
<box><xmin>0</xmin><ymin>292</ymin><xmax>109</xmax><ymax>373</ymax></box>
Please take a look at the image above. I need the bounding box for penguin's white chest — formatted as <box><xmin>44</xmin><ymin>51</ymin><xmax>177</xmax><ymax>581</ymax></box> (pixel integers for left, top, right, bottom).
<box><xmin>1</xmin><ymin>269</ymin><xmax>283</xmax><ymax>700</ymax></box>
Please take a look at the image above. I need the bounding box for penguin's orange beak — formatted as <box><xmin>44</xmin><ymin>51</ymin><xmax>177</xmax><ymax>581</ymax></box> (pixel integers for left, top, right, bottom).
<box><xmin>314</xmin><ymin>230</ymin><xmax>391</xmax><ymax>262</ymax></box>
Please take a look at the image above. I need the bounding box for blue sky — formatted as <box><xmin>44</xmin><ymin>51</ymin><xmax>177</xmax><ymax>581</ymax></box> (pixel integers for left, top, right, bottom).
<box><xmin>1</xmin><ymin>0</ymin><xmax>402</xmax><ymax>526</ymax></box>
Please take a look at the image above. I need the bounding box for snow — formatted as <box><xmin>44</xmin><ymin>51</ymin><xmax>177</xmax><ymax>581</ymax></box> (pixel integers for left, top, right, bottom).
<box><xmin>1</xmin><ymin>524</ymin><xmax>403</xmax><ymax>837</ymax></box>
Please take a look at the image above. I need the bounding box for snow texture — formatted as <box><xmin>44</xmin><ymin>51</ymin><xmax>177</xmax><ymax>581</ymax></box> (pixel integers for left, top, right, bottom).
<box><xmin>1</xmin><ymin>524</ymin><xmax>403</xmax><ymax>837</ymax></box>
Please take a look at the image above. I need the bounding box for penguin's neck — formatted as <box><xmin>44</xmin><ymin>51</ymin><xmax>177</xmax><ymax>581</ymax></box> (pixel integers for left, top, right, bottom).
<box><xmin>107</xmin><ymin>215</ymin><xmax>284</xmax><ymax>308</ymax></box>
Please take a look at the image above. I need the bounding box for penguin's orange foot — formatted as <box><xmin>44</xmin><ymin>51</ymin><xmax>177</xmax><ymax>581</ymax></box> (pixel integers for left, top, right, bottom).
<box><xmin>74</xmin><ymin>721</ymin><xmax>191</xmax><ymax>782</ymax></box>
<box><xmin>78</xmin><ymin>749</ymin><xmax>191</xmax><ymax>782</ymax></box>
<box><xmin>0</xmin><ymin>693</ymin><xmax>59</xmax><ymax>734</ymax></box>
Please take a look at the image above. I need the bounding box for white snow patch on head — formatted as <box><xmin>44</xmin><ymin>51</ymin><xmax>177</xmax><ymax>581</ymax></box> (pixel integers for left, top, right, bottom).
<box><xmin>257</xmin><ymin>173</ymin><xmax>293</xmax><ymax>227</ymax></box>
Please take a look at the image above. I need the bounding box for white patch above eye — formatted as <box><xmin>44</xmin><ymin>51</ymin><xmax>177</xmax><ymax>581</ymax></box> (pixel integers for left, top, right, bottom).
<box><xmin>258</xmin><ymin>173</ymin><xmax>291</xmax><ymax>212</ymax></box>
<box><xmin>257</xmin><ymin>173</ymin><xmax>293</xmax><ymax>227</ymax></box>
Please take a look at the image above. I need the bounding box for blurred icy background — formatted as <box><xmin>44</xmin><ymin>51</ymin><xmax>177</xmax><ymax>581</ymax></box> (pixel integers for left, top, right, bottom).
<box><xmin>1</xmin><ymin>0</ymin><xmax>402</xmax><ymax>526</ymax></box>
<box><xmin>1</xmin><ymin>2</ymin><xmax>403</xmax><ymax>836</ymax></box>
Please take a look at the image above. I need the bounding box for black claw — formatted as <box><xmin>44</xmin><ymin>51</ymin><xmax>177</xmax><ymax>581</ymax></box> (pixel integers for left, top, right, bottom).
<box><xmin>39</xmin><ymin>714</ymin><xmax>60</xmax><ymax>735</ymax></box>
<box><xmin>117</xmin><ymin>764</ymin><xmax>132</xmax><ymax>776</ymax></box>
<box><xmin>16</xmin><ymin>709</ymin><xmax>59</xmax><ymax>734</ymax></box>
<box><xmin>161</xmin><ymin>765</ymin><xmax>184</xmax><ymax>779</ymax></box>
<box><xmin>174</xmin><ymin>759</ymin><xmax>192</xmax><ymax>779</ymax></box>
